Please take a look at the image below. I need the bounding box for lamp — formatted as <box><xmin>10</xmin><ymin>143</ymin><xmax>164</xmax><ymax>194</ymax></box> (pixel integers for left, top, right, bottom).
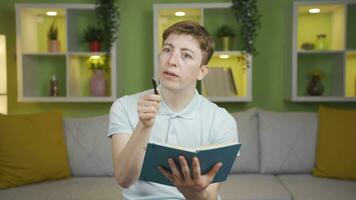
<box><xmin>174</xmin><ymin>11</ymin><xmax>186</xmax><ymax>17</ymax></box>
<box><xmin>309</xmin><ymin>8</ymin><xmax>320</xmax><ymax>14</ymax></box>
<box><xmin>0</xmin><ymin>35</ymin><xmax>7</xmax><ymax>114</ymax></box>
<box><xmin>46</xmin><ymin>11</ymin><xmax>58</xmax><ymax>16</ymax></box>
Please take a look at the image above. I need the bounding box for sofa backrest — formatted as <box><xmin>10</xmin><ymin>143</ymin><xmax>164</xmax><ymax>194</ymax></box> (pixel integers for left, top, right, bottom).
<box><xmin>62</xmin><ymin>108</ymin><xmax>318</xmax><ymax>177</ymax></box>
<box><xmin>230</xmin><ymin>108</ymin><xmax>318</xmax><ymax>174</ymax></box>
<box><xmin>63</xmin><ymin>115</ymin><xmax>114</xmax><ymax>177</ymax></box>
<box><xmin>230</xmin><ymin>108</ymin><xmax>260</xmax><ymax>173</ymax></box>
<box><xmin>258</xmin><ymin>110</ymin><xmax>318</xmax><ymax>174</ymax></box>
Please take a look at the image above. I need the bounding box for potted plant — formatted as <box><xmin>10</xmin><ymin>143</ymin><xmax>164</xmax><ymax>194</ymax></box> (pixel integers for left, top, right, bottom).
<box><xmin>216</xmin><ymin>25</ymin><xmax>236</xmax><ymax>51</ymax></box>
<box><xmin>47</xmin><ymin>20</ymin><xmax>60</xmax><ymax>52</ymax></box>
<box><xmin>95</xmin><ymin>0</ymin><xmax>120</xmax><ymax>52</ymax></box>
<box><xmin>87</xmin><ymin>55</ymin><xmax>108</xmax><ymax>96</ymax></box>
<box><xmin>83</xmin><ymin>25</ymin><xmax>104</xmax><ymax>52</ymax></box>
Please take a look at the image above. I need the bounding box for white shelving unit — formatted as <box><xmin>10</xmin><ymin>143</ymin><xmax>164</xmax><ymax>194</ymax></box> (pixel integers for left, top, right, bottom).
<box><xmin>153</xmin><ymin>3</ymin><xmax>252</xmax><ymax>102</ymax></box>
<box><xmin>15</xmin><ymin>3</ymin><xmax>117</xmax><ymax>102</ymax></box>
<box><xmin>289</xmin><ymin>1</ymin><xmax>356</xmax><ymax>102</ymax></box>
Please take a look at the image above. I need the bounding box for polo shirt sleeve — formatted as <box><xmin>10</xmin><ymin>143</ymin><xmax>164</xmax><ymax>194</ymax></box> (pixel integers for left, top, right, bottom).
<box><xmin>211</xmin><ymin>108</ymin><xmax>239</xmax><ymax>144</ymax></box>
<box><xmin>107</xmin><ymin>97</ymin><xmax>133</xmax><ymax>138</ymax></box>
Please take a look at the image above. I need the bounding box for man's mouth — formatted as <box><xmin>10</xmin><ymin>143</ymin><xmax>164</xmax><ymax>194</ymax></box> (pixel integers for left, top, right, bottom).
<box><xmin>163</xmin><ymin>71</ymin><xmax>178</xmax><ymax>77</ymax></box>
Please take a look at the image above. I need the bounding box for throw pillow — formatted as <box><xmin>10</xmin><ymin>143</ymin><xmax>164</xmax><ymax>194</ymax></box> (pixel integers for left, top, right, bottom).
<box><xmin>63</xmin><ymin>115</ymin><xmax>113</xmax><ymax>176</ymax></box>
<box><xmin>0</xmin><ymin>110</ymin><xmax>71</xmax><ymax>189</ymax></box>
<box><xmin>259</xmin><ymin>110</ymin><xmax>318</xmax><ymax>174</ymax></box>
<box><xmin>230</xmin><ymin>108</ymin><xmax>260</xmax><ymax>173</ymax></box>
<box><xmin>313</xmin><ymin>106</ymin><xmax>356</xmax><ymax>180</ymax></box>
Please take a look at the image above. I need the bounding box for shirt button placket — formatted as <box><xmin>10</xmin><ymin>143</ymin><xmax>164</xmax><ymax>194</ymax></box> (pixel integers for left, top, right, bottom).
<box><xmin>167</xmin><ymin>114</ymin><xmax>178</xmax><ymax>145</ymax></box>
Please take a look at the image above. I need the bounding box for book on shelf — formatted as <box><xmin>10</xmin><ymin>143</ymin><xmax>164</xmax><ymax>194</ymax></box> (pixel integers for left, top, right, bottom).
<box><xmin>202</xmin><ymin>67</ymin><xmax>220</xmax><ymax>96</ymax></box>
<box><xmin>202</xmin><ymin>67</ymin><xmax>237</xmax><ymax>97</ymax></box>
<box><xmin>226</xmin><ymin>68</ymin><xmax>238</xmax><ymax>95</ymax></box>
<box><xmin>139</xmin><ymin>142</ymin><xmax>241</xmax><ymax>186</ymax></box>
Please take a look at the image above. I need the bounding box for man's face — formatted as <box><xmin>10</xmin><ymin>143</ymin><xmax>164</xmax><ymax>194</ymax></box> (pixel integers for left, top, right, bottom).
<box><xmin>158</xmin><ymin>33</ymin><xmax>208</xmax><ymax>92</ymax></box>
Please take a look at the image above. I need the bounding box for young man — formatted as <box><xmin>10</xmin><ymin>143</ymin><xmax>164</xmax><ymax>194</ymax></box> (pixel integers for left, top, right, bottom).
<box><xmin>108</xmin><ymin>21</ymin><xmax>238</xmax><ymax>200</ymax></box>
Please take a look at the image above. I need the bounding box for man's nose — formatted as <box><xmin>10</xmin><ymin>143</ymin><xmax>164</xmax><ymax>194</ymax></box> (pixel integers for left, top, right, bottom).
<box><xmin>167</xmin><ymin>51</ymin><xmax>178</xmax><ymax>66</ymax></box>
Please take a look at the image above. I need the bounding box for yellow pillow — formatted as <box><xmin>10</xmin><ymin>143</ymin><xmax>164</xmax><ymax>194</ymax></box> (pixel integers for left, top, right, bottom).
<box><xmin>0</xmin><ymin>110</ymin><xmax>71</xmax><ymax>189</ymax></box>
<box><xmin>313</xmin><ymin>106</ymin><xmax>356</xmax><ymax>180</ymax></box>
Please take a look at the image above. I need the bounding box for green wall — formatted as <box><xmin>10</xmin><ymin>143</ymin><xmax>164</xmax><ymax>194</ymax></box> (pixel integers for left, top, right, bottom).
<box><xmin>1</xmin><ymin>0</ymin><xmax>355</xmax><ymax>117</ymax></box>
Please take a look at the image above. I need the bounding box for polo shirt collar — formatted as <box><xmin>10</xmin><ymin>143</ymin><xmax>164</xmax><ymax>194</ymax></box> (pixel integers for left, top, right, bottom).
<box><xmin>158</xmin><ymin>88</ymin><xmax>201</xmax><ymax>120</ymax></box>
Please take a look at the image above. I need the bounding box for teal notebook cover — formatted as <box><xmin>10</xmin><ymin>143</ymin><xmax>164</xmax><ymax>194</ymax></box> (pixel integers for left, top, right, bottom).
<box><xmin>139</xmin><ymin>142</ymin><xmax>241</xmax><ymax>186</ymax></box>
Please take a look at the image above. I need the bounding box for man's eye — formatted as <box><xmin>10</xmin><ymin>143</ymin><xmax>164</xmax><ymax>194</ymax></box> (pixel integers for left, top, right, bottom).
<box><xmin>182</xmin><ymin>53</ymin><xmax>192</xmax><ymax>59</ymax></box>
<box><xmin>162</xmin><ymin>48</ymin><xmax>171</xmax><ymax>53</ymax></box>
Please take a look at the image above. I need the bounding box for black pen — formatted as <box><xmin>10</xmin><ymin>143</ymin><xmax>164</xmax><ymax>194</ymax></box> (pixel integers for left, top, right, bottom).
<box><xmin>152</xmin><ymin>78</ymin><xmax>159</xmax><ymax>95</ymax></box>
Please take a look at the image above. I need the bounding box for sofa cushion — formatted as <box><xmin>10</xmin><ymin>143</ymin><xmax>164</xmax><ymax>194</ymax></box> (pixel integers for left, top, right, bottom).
<box><xmin>259</xmin><ymin>110</ymin><xmax>317</xmax><ymax>174</ymax></box>
<box><xmin>0</xmin><ymin>111</ymin><xmax>71</xmax><ymax>189</ymax></box>
<box><xmin>220</xmin><ymin>174</ymin><xmax>292</xmax><ymax>200</ymax></box>
<box><xmin>231</xmin><ymin>108</ymin><xmax>259</xmax><ymax>173</ymax></box>
<box><xmin>63</xmin><ymin>115</ymin><xmax>113</xmax><ymax>176</ymax></box>
<box><xmin>313</xmin><ymin>106</ymin><xmax>356</xmax><ymax>180</ymax></box>
<box><xmin>278</xmin><ymin>174</ymin><xmax>356</xmax><ymax>200</ymax></box>
<box><xmin>0</xmin><ymin>177</ymin><xmax>122</xmax><ymax>200</ymax></box>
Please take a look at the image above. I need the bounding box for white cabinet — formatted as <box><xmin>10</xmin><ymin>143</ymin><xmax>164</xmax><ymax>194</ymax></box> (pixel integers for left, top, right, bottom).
<box><xmin>289</xmin><ymin>1</ymin><xmax>356</xmax><ymax>102</ymax></box>
<box><xmin>15</xmin><ymin>4</ymin><xmax>117</xmax><ymax>102</ymax></box>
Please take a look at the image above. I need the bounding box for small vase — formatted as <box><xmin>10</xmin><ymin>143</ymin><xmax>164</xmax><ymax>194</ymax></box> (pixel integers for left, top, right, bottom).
<box><xmin>307</xmin><ymin>75</ymin><xmax>324</xmax><ymax>96</ymax></box>
<box><xmin>48</xmin><ymin>40</ymin><xmax>60</xmax><ymax>52</ymax></box>
<box><xmin>315</xmin><ymin>34</ymin><xmax>327</xmax><ymax>50</ymax></box>
<box><xmin>90</xmin><ymin>69</ymin><xmax>107</xmax><ymax>96</ymax></box>
<box><xmin>89</xmin><ymin>41</ymin><xmax>101</xmax><ymax>52</ymax></box>
<box><xmin>221</xmin><ymin>36</ymin><xmax>232</xmax><ymax>51</ymax></box>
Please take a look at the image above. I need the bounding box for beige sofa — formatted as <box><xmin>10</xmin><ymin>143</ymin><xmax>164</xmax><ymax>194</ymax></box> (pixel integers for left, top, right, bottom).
<box><xmin>1</xmin><ymin>108</ymin><xmax>355</xmax><ymax>200</ymax></box>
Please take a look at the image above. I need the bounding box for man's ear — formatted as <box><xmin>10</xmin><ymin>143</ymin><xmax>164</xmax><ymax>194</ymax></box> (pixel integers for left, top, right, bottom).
<box><xmin>197</xmin><ymin>65</ymin><xmax>209</xmax><ymax>80</ymax></box>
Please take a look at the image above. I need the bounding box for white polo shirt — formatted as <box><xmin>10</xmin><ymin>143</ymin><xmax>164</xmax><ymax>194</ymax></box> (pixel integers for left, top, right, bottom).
<box><xmin>108</xmin><ymin>88</ymin><xmax>238</xmax><ymax>200</ymax></box>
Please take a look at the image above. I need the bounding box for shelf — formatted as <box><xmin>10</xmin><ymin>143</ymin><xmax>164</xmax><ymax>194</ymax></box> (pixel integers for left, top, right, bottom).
<box><xmin>201</xmin><ymin>52</ymin><xmax>250</xmax><ymax>99</ymax></box>
<box><xmin>17</xmin><ymin>96</ymin><xmax>115</xmax><ymax>102</ymax></box>
<box><xmin>292</xmin><ymin>96</ymin><xmax>356</xmax><ymax>102</ymax></box>
<box><xmin>16</xmin><ymin>3</ymin><xmax>117</xmax><ymax>102</ymax></box>
<box><xmin>19</xmin><ymin>7</ymin><xmax>67</xmax><ymax>54</ymax></box>
<box><xmin>297</xmin><ymin>53</ymin><xmax>344</xmax><ymax>97</ymax></box>
<box><xmin>23</xmin><ymin>52</ymin><xmax>66</xmax><ymax>56</ymax></box>
<box><xmin>68</xmin><ymin>55</ymin><xmax>112</xmax><ymax>97</ymax></box>
<box><xmin>214</xmin><ymin>51</ymin><xmax>246</xmax><ymax>56</ymax></box>
<box><xmin>22</xmin><ymin>55</ymin><xmax>66</xmax><ymax>97</ymax></box>
<box><xmin>67</xmin><ymin>8</ymin><xmax>99</xmax><ymax>52</ymax></box>
<box><xmin>297</xmin><ymin>50</ymin><xmax>344</xmax><ymax>54</ymax></box>
<box><xmin>345</xmin><ymin>52</ymin><xmax>356</xmax><ymax>97</ymax></box>
<box><xmin>290</xmin><ymin>2</ymin><xmax>356</xmax><ymax>102</ymax></box>
<box><xmin>68</xmin><ymin>52</ymin><xmax>107</xmax><ymax>56</ymax></box>
<box><xmin>207</xmin><ymin>96</ymin><xmax>251</xmax><ymax>102</ymax></box>
<box><xmin>297</xmin><ymin>4</ymin><xmax>345</xmax><ymax>51</ymax></box>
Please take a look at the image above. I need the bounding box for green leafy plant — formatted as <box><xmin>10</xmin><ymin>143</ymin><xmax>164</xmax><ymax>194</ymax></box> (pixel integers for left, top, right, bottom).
<box><xmin>87</xmin><ymin>55</ymin><xmax>109</xmax><ymax>71</ymax></box>
<box><xmin>216</xmin><ymin>25</ymin><xmax>236</xmax><ymax>38</ymax></box>
<box><xmin>231</xmin><ymin>0</ymin><xmax>261</xmax><ymax>56</ymax></box>
<box><xmin>95</xmin><ymin>0</ymin><xmax>120</xmax><ymax>51</ymax></box>
<box><xmin>83</xmin><ymin>25</ymin><xmax>104</xmax><ymax>43</ymax></box>
<box><xmin>47</xmin><ymin>20</ymin><xmax>58</xmax><ymax>40</ymax></box>
<box><xmin>308</xmin><ymin>69</ymin><xmax>325</xmax><ymax>79</ymax></box>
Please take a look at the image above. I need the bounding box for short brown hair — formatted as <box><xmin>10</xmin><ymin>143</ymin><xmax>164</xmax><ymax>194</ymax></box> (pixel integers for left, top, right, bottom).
<box><xmin>162</xmin><ymin>21</ymin><xmax>215</xmax><ymax>66</ymax></box>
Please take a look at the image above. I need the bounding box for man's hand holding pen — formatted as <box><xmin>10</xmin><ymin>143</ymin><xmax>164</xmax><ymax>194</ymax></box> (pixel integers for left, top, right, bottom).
<box><xmin>137</xmin><ymin>78</ymin><xmax>161</xmax><ymax>127</ymax></box>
